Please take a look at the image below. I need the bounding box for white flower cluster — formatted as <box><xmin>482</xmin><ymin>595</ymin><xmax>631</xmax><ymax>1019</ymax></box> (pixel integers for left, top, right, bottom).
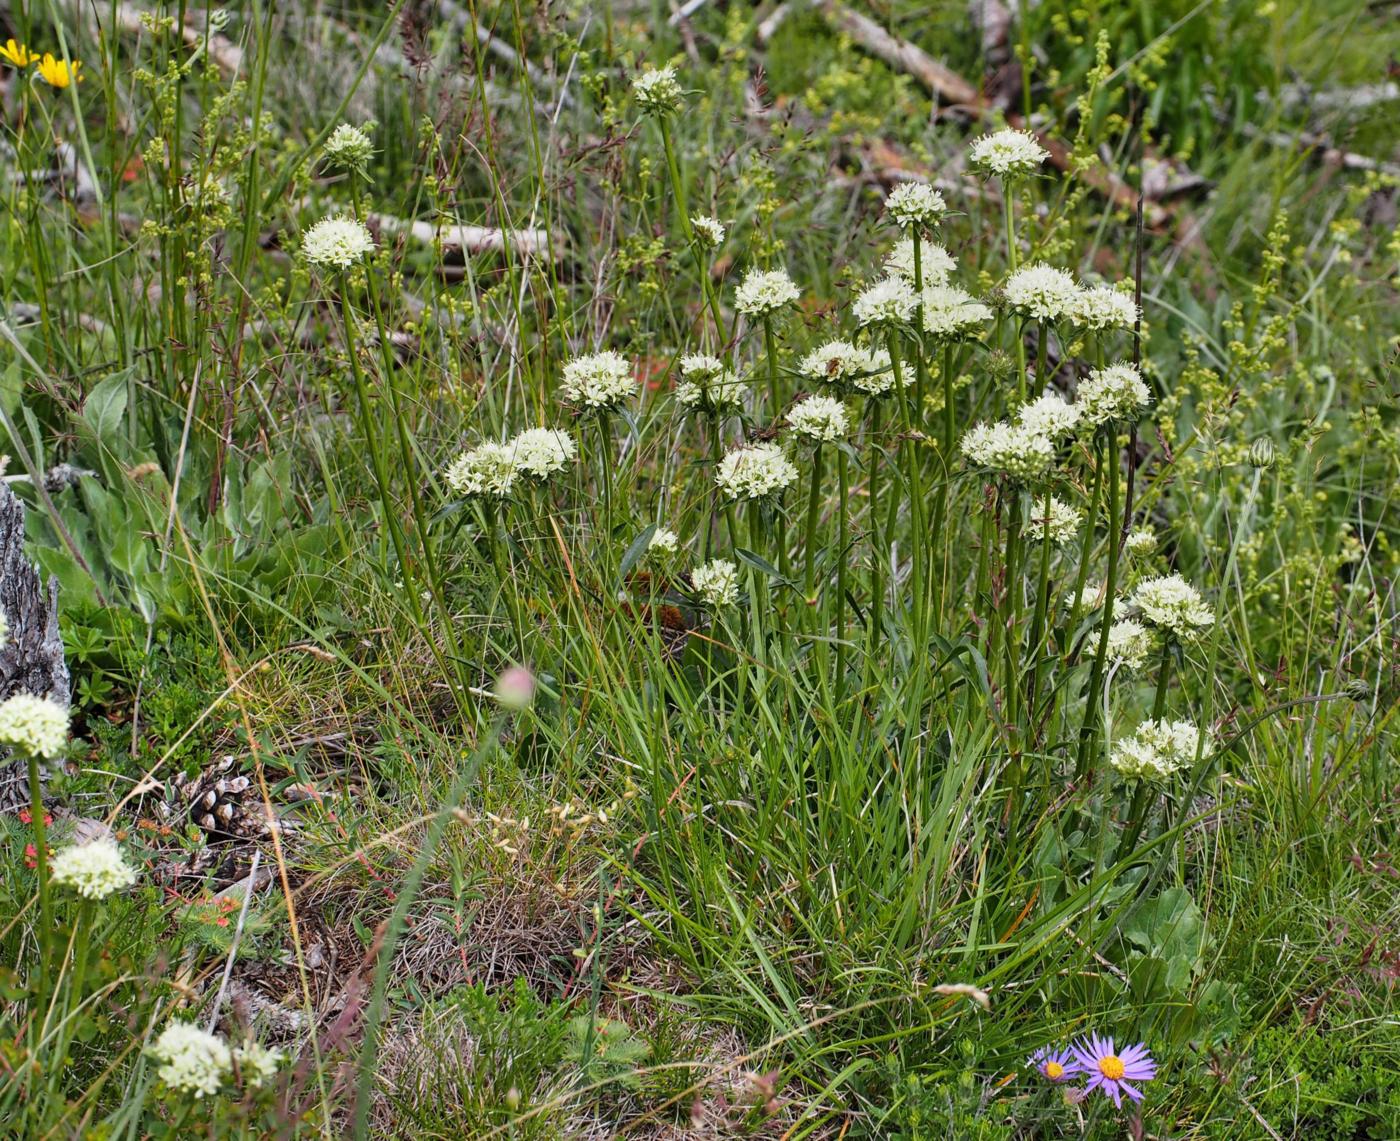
<box><xmin>233</xmin><ymin>1041</ymin><xmax>285</xmax><ymax>1090</ymax></box>
<box><xmin>1110</xmin><ymin>718</ymin><xmax>1205</xmax><ymax>781</ymax></box>
<box><xmin>444</xmin><ymin>441</ymin><xmax>517</xmax><ymax>499</ymax></box>
<box><xmin>1004</xmin><ymin>263</ymin><xmax>1080</xmax><ymax>320</ymax></box>
<box><xmin>50</xmin><ymin>837</ymin><xmax>138</xmax><ymax>900</ymax></box>
<box><xmin>1107</xmin><ymin>619</ymin><xmax>1155</xmax><ymax>671</ymax></box>
<box><xmin>647</xmin><ymin>527</ymin><xmax>680</xmax><ymax>559</ymax></box>
<box><xmin>1125</xmin><ymin>527</ymin><xmax>1158</xmax><ymax>557</ymax></box>
<box><xmin>301</xmin><ymin>215</ymin><xmax>374</xmax><ymax>269</ymax></box>
<box><xmin>1024</xmin><ymin>496</ymin><xmax>1082</xmax><ymax>544</ymax></box>
<box><xmin>691</xmin><ymin>559</ymin><xmax>739</xmax><ymax>608</ymax></box>
<box><xmin>1072</xmin><ymin>284</ymin><xmax>1138</xmax><ymax>331</ymax></box>
<box><xmin>853</xmin><ymin>276</ymin><xmax>917</xmax><ymax>327</ymax></box>
<box><xmin>786</xmin><ymin>395</ymin><xmax>849</xmax><ymax>442</ymax></box>
<box><xmin>1130</xmin><ymin>574</ymin><xmax>1214</xmax><ymax>638</ymax></box>
<box><xmin>322</xmin><ymin>123</ymin><xmax>374</xmax><ymax>173</ymax></box>
<box><xmin>969</xmin><ymin>128</ymin><xmax>1049</xmax><ymax>177</ymax></box>
<box><xmin>920</xmin><ymin>285</ymin><xmax>992</xmax><ymax>340</ymax></box>
<box><xmin>884</xmin><ymin>182</ymin><xmax>947</xmax><ymax>228</ymax></box>
<box><xmin>0</xmin><ymin>693</ymin><xmax>69</xmax><ymax>758</ymax></box>
<box><xmin>715</xmin><ymin>443</ymin><xmax>798</xmax><ymax>500</ymax></box>
<box><xmin>1077</xmin><ymin>363</ymin><xmax>1152</xmax><ymax>426</ymax></box>
<box><xmin>960</xmin><ymin>421</ymin><xmax>1054</xmax><ymax>482</ymax></box>
<box><xmin>560</xmin><ymin>350</ymin><xmax>636</xmax><ymax>412</ymax></box>
<box><xmin>690</xmin><ymin>215</ymin><xmax>725</xmax><ymax>249</ymax></box>
<box><xmin>149</xmin><ymin>1023</ymin><xmax>233</xmax><ymax>1098</ymax></box>
<box><xmin>734</xmin><ymin>267</ymin><xmax>800</xmax><ymax>316</ymax></box>
<box><xmin>1015</xmin><ymin>392</ymin><xmax>1082</xmax><ymax>441</ymax></box>
<box><xmin>885</xmin><ymin>238</ymin><xmax>956</xmax><ymax>286</ymax></box>
<box><xmin>510</xmin><ymin>427</ymin><xmax>576</xmax><ymax>481</ymax></box>
<box><xmin>675</xmin><ymin>354</ymin><xmax>745</xmax><ymax>412</ymax></box>
<box><xmin>799</xmin><ymin>341</ymin><xmax>896</xmax><ymax>395</ymax></box>
<box><xmin>633</xmin><ymin>65</ymin><xmax>683</xmax><ymax>115</ymax></box>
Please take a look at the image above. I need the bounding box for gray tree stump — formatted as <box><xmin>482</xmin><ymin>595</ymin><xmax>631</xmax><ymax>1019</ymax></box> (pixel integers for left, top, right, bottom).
<box><xmin>0</xmin><ymin>481</ymin><xmax>70</xmax><ymax>811</ymax></box>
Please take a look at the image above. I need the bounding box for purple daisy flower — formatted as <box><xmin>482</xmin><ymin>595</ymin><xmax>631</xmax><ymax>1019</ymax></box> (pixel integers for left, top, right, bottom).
<box><xmin>1028</xmin><ymin>1046</ymin><xmax>1075</xmax><ymax>1083</ymax></box>
<box><xmin>1069</xmin><ymin>1033</ymin><xmax>1156</xmax><ymax>1107</ymax></box>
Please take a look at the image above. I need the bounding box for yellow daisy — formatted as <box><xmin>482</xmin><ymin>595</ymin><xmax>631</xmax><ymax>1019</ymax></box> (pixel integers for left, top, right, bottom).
<box><xmin>0</xmin><ymin>39</ymin><xmax>34</xmax><ymax>68</ymax></box>
<box><xmin>35</xmin><ymin>53</ymin><xmax>81</xmax><ymax>88</ymax></box>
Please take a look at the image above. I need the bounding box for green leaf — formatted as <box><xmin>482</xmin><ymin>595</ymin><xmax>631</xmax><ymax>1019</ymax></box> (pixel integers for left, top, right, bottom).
<box><xmin>80</xmin><ymin>371</ymin><xmax>131</xmax><ymax>447</ymax></box>
<box><xmin>619</xmin><ymin>523</ymin><xmax>657</xmax><ymax>580</ymax></box>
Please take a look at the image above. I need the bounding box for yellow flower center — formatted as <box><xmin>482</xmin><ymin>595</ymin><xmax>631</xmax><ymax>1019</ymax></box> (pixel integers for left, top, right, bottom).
<box><xmin>1098</xmin><ymin>1055</ymin><xmax>1126</xmax><ymax>1081</ymax></box>
<box><xmin>1044</xmin><ymin>1061</ymin><xmax>1065</xmax><ymax>1080</ymax></box>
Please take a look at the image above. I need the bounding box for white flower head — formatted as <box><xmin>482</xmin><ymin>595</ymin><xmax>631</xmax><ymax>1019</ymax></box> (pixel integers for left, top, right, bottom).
<box><xmin>734</xmin><ymin>267</ymin><xmax>801</xmax><ymax>317</ymax></box>
<box><xmin>444</xmin><ymin>442</ymin><xmax>517</xmax><ymax>499</ymax></box>
<box><xmin>715</xmin><ymin>442</ymin><xmax>798</xmax><ymax>501</ymax></box>
<box><xmin>560</xmin><ymin>350</ymin><xmax>636</xmax><ymax>412</ymax></box>
<box><xmin>1004</xmin><ymin>264</ymin><xmax>1079</xmax><ymax>321</ymax></box>
<box><xmin>1130</xmin><ymin>574</ymin><xmax>1214</xmax><ymax>638</ymax></box>
<box><xmin>799</xmin><ymin>341</ymin><xmax>895</xmax><ymax>394</ymax></box>
<box><xmin>301</xmin><ymin>215</ymin><xmax>374</xmax><ymax>269</ymax></box>
<box><xmin>960</xmin><ymin>421</ymin><xmax>1055</xmax><ymax>482</ymax></box>
<box><xmin>1072</xmin><ymin>284</ymin><xmax>1139</xmax><ymax>331</ymax></box>
<box><xmin>509</xmin><ymin>427</ymin><xmax>576</xmax><ymax>481</ymax></box>
<box><xmin>691</xmin><ymin>215</ymin><xmax>725</xmax><ymax>250</ymax></box>
<box><xmin>691</xmin><ymin>559</ymin><xmax>739</xmax><ymax>608</ymax></box>
<box><xmin>884</xmin><ymin>182</ymin><xmax>947</xmax><ymax>228</ymax></box>
<box><xmin>1024</xmin><ymin>496</ymin><xmax>1082</xmax><ymax>544</ymax></box>
<box><xmin>675</xmin><ymin>354</ymin><xmax>744</xmax><ymax>412</ymax></box>
<box><xmin>322</xmin><ymin>123</ymin><xmax>374</xmax><ymax>173</ymax></box>
<box><xmin>786</xmin><ymin>395</ymin><xmax>850</xmax><ymax>443</ymax></box>
<box><xmin>1110</xmin><ymin>718</ymin><xmax>1206</xmax><ymax>781</ymax></box>
<box><xmin>150</xmin><ymin>1023</ymin><xmax>232</xmax><ymax>1098</ymax></box>
<box><xmin>853</xmin><ymin>275</ymin><xmax>917</xmax><ymax>327</ymax></box>
<box><xmin>50</xmin><ymin>836</ymin><xmax>139</xmax><ymax>900</ymax></box>
<box><xmin>1125</xmin><ymin>527</ymin><xmax>1158</xmax><ymax>557</ymax></box>
<box><xmin>1015</xmin><ymin>392</ymin><xmax>1082</xmax><ymax>442</ymax></box>
<box><xmin>1077</xmin><ymin>363</ymin><xmax>1152</xmax><ymax>426</ymax></box>
<box><xmin>647</xmin><ymin>527</ymin><xmax>680</xmax><ymax>559</ymax></box>
<box><xmin>969</xmin><ymin>127</ymin><xmax>1049</xmax><ymax>178</ymax></box>
<box><xmin>1107</xmin><ymin>619</ymin><xmax>1155</xmax><ymax>671</ymax></box>
<box><xmin>921</xmin><ymin>285</ymin><xmax>992</xmax><ymax>340</ymax></box>
<box><xmin>0</xmin><ymin>693</ymin><xmax>69</xmax><ymax>759</ymax></box>
<box><xmin>232</xmin><ymin>1041</ymin><xmax>284</xmax><ymax>1090</ymax></box>
<box><xmin>633</xmin><ymin>65</ymin><xmax>683</xmax><ymax>115</ymax></box>
<box><xmin>884</xmin><ymin>238</ymin><xmax>956</xmax><ymax>286</ymax></box>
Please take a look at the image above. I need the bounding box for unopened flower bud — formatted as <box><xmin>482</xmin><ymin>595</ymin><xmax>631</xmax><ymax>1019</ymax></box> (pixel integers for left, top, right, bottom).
<box><xmin>1249</xmin><ymin>437</ymin><xmax>1276</xmax><ymax>469</ymax></box>
<box><xmin>493</xmin><ymin>666</ymin><xmax>535</xmax><ymax>711</ymax></box>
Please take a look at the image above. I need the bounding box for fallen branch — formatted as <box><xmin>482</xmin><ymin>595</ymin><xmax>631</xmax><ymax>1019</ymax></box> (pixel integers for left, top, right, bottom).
<box><xmin>368</xmin><ymin>211</ymin><xmax>559</xmax><ymax>259</ymax></box>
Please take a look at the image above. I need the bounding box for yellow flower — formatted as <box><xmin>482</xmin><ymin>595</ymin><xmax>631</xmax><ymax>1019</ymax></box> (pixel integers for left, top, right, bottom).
<box><xmin>35</xmin><ymin>53</ymin><xmax>81</xmax><ymax>88</ymax></box>
<box><xmin>0</xmin><ymin>39</ymin><xmax>34</xmax><ymax>67</ymax></box>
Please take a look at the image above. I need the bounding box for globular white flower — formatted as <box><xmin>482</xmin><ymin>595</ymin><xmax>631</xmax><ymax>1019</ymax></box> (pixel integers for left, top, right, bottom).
<box><xmin>633</xmin><ymin>65</ymin><xmax>683</xmax><ymax>115</ymax></box>
<box><xmin>969</xmin><ymin>127</ymin><xmax>1049</xmax><ymax>177</ymax></box>
<box><xmin>786</xmin><ymin>395</ymin><xmax>849</xmax><ymax>443</ymax></box>
<box><xmin>50</xmin><ymin>837</ymin><xmax>139</xmax><ymax>900</ymax></box>
<box><xmin>322</xmin><ymin>123</ymin><xmax>374</xmax><ymax>173</ymax></box>
<box><xmin>149</xmin><ymin>1023</ymin><xmax>233</xmax><ymax>1098</ymax></box>
<box><xmin>232</xmin><ymin>1041</ymin><xmax>284</xmax><ymax>1090</ymax></box>
<box><xmin>300</xmin><ymin>215</ymin><xmax>374</xmax><ymax>269</ymax></box>
<box><xmin>444</xmin><ymin>442</ymin><xmax>517</xmax><ymax>499</ymax></box>
<box><xmin>799</xmin><ymin>341</ymin><xmax>895</xmax><ymax>394</ymax></box>
<box><xmin>853</xmin><ymin>275</ymin><xmax>917</xmax><ymax>327</ymax></box>
<box><xmin>884</xmin><ymin>238</ymin><xmax>956</xmax><ymax>286</ymax></box>
<box><xmin>647</xmin><ymin>527</ymin><xmax>680</xmax><ymax>559</ymax></box>
<box><xmin>691</xmin><ymin>215</ymin><xmax>725</xmax><ymax>250</ymax></box>
<box><xmin>1016</xmin><ymin>392</ymin><xmax>1082</xmax><ymax>442</ymax></box>
<box><xmin>1107</xmin><ymin>619</ymin><xmax>1155</xmax><ymax>671</ymax></box>
<box><xmin>1072</xmin><ymin>284</ymin><xmax>1139</xmax><ymax>331</ymax></box>
<box><xmin>1004</xmin><ymin>264</ymin><xmax>1079</xmax><ymax>321</ymax></box>
<box><xmin>691</xmin><ymin>559</ymin><xmax>739</xmax><ymax>608</ymax></box>
<box><xmin>1024</xmin><ymin>496</ymin><xmax>1082</xmax><ymax>544</ymax></box>
<box><xmin>960</xmin><ymin>421</ymin><xmax>1055</xmax><ymax>482</ymax></box>
<box><xmin>560</xmin><ymin>350</ymin><xmax>636</xmax><ymax>412</ymax></box>
<box><xmin>1110</xmin><ymin>718</ymin><xmax>1206</xmax><ymax>781</ymax></box>
<box><xmin>715</xmin><ymin>442</ymin><xmax>798</xmax><ymax>500</ymax></box>
<box><xmin>1125</xmin><ymin>528</ymin><xmax>1158</xmax><ymax>557</ymax></box>
<box><xmin>884</xmin><ymin>182</ymin><xmax>947</xmax><ymax>228</ymax></box>
<box><xmin>1130</xmin><ymin>574</ymin><xmax>1214</xmax><ymax>638</ymax></box>
<box><xmin>734</xmin><ymin>267</ymin><xmax>801</xmax><ymax>317</ymax></box>
<box><xmin>921</xmin><ymin>285</ymin><xmax>992</xmax><ymax>340</ymax></box>
<box><xmin>675</xmin><ymin>354</ymin><xmax>745</xmax><ymax>412</ymax></box>
<box><xmin>0</xmin><ymin>693</ymin><xmax>69</xmax><ymax>758</ymax></box>
<box><xmin>509</xmin><ymin>427</ymin><xmax>576</xmax><ymax>481</ymax></box>
<box><xmin>1077</xmin><ymin>363</ymin><xmax>1152</xmax><ymax>426</ymax></box>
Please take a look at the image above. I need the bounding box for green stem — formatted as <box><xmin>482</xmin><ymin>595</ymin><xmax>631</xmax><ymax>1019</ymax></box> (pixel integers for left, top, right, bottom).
<box><xmin>1068</xmin><ymin>440</ymin><xmax>1105</xmax><ymax>635</ymax></box>
<box><xmin>867</xmin><ymin>401</ymin><xmax>885</xmax><ymax>664</ymax></box>
<box><xmin>888</xmin><ymin>332</ymin><xmax>926</xmax><ymax>658</ymax></box>
<box><xmin>762</xmin><ymin>315</ymin><xmax>781</xmax><ymax>418</ymax></box>
<box><xmin>803</xmin><ymin>446</ymin><xmax>826</xmax><ymax>608</ymax></box>
<box><xmin>836</xmin><ymin>449</ymin><xmax>850</xmax><ymax>699</ymax></box>
<box><xmin>1027</xmin><ymin>481</ymin><xmax>1054</xmax><ymax>724</ymax></box>
<box><xmin>1151</xmin><ymin>640</ymin><xmax>1174</xmax><ymax>721</ymax></box>
<box><xmin>1003</xmin><ymin>487</ymin><xmax>1023</xmax><ymax>733</ymax></box>
<box><xmin>26</xmin><ymin>752</ymin><xmax>51</xmax><ymax>1023</ymax></box>
<box><xmin>659</xmin><ymin>120</ymin><xmax>726</xmax><ymax>348</ymax></box>
<box><xmin>1077</xmin><ymin>428</ymin><xmax>1122</xmax><ymax>775</ymax></box>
